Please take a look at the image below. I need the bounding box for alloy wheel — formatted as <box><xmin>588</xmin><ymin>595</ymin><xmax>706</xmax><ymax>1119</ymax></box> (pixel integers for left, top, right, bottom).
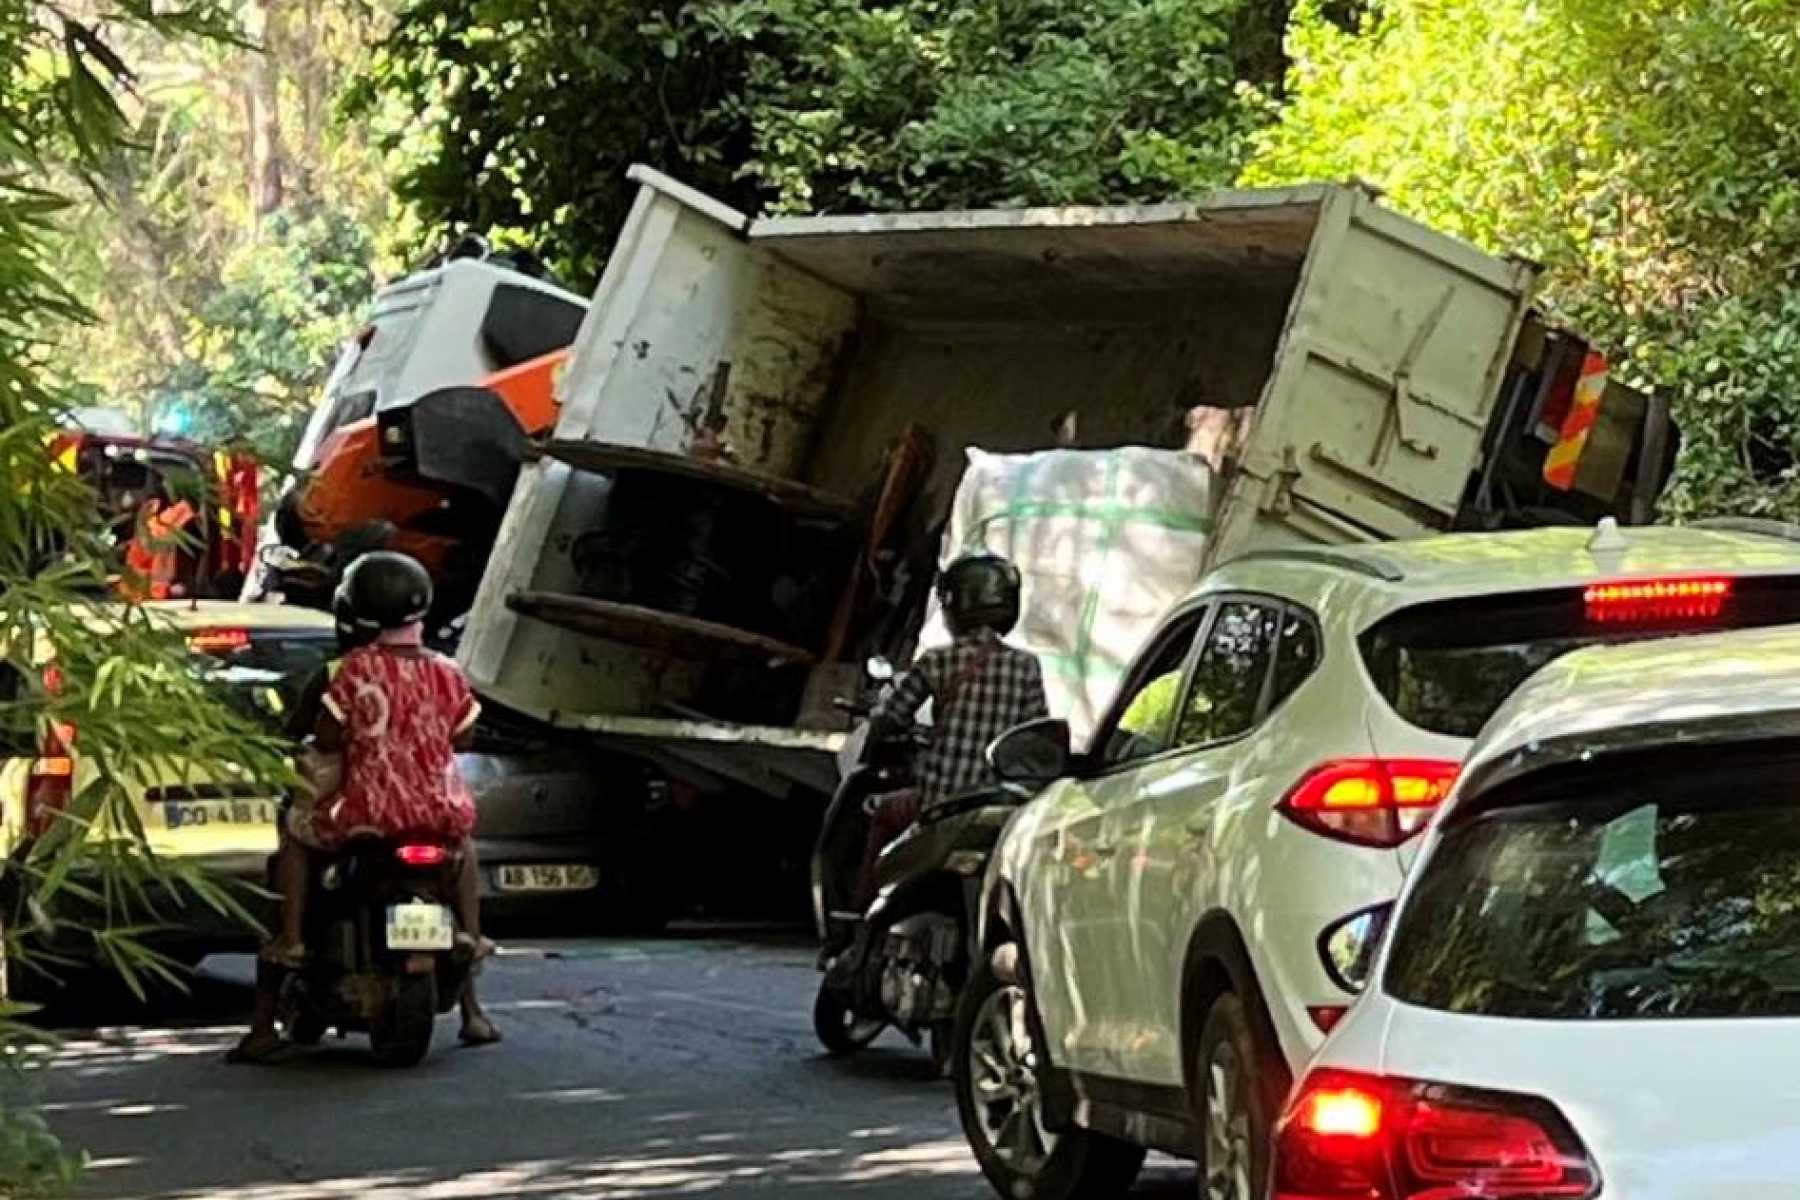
<box><xmin>967</xmin><ymin>982</ymin><xmax>1060</xmax><ymax>1175</ymax></box>
<box><xmin>1202</xmin><ymin>1037</ymin><xmax>1254</xmax><ymax>1200</ymax></box>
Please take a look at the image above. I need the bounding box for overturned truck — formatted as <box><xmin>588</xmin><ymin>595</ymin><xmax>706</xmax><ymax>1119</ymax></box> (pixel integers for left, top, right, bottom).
<box><xmin>456</xmin><ymin>168</ymin><xmax>1675</xmax><ymax>901</ymax></box>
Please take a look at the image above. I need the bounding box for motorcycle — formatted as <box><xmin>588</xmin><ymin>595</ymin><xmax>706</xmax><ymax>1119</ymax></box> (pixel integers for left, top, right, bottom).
<box><xmin>810</xmin><ymin>659</ymin><xmax>1027</xmax><ymax>1067</ymax></box>
<box><xmin>273</xmin><ymin>838</ymin><xmax>474</xmax><ymax>1067</ymax></box>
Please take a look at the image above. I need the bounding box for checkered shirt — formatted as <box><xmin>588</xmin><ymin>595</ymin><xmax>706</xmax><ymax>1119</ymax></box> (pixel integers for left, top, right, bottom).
<box><xmin>873</xmin><ymin>629</ymin><xmax>1049</xmax><ymax>809</ymax></box>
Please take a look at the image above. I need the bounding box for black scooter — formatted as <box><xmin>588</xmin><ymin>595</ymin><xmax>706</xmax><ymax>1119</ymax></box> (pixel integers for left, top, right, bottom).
<box><xmin>273</xmin><ymin>838</ymin><xmax>475</xmax><ymax>1067</ymax></box>
<box><xmin>810</xmin><ymin>662</ymin><xmax>1026</xmax><ymax>1067</ymax></box>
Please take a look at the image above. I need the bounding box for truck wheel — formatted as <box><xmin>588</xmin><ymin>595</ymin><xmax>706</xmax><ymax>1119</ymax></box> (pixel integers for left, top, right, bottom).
<box><xmin>954</xmin><ymin>948</ymin><xmax>1145</xmax><ymax>1200</ymax></box>
<box><xmin>812</xmin><ymin>982</ymin><xmax>883</xmax><ymax>1056</ymax></box>
<box><xmin>369</xmin><ymin>974</ymin><xmax>437</xmax><ymax>1068</ymax></box>
<box><xmin>1193</xmin><ymin>994</ymin><xmax>1285</xmax><ymax>1200</ymax></box>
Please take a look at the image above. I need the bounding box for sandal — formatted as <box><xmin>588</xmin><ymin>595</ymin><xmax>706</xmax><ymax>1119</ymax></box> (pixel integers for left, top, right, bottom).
<box><xmin>226</xmin><ymin>1030</ymin><xmax>297</xmax><ymax>1065</ymax></box>
<box><xmin>454</xmin><ymin>933</ymin><xmax>497</xmax><ymax>961</ymax></box>
<box><xmin>459</xmin><ymin>1015</ymin><xmax>503</xmax><ymax>1047</ymax></box>
<box><xmin>258</xmin><ymin>939</ymin><xmax>308</xmax><ymax>969</ymax></box>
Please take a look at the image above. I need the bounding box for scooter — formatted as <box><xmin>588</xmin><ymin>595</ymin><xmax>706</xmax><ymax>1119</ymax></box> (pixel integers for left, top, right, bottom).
<box><xmin>274</xmin><ymin>838</ymin><xmax>474</xmax><ymax>1067</ymax></box>
<box><xmin>810</xmin><ymin>661</ymin><xmax>1026</xmax><ymax>1067</ymax></box>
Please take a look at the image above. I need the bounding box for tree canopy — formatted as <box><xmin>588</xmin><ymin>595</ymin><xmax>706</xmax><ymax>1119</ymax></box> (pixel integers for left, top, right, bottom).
<box><xmin>1246</xmin><ymin>0</ymin><xmax>1800</xmax><ymax>518</ymax></box>
<box><xmin>346</xmin><ymin>0</ymin><xmax>1296</xmax><ymax>289</ymax></box>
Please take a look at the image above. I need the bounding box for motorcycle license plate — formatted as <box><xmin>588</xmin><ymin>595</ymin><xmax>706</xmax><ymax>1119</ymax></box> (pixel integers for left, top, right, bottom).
<box><xmin>385</xmin><ymin>902</ymin><xmax>454</xmax><ymax>951</ymax></box>
<box><xmin>497</xmin><ymin>864</ymin><xmax>599</xmax><ymax>892</ymax></box>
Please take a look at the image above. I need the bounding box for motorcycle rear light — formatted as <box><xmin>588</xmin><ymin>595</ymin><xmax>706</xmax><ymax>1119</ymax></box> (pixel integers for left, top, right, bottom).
<box><xmin>395</xmin><ymin>844</ymin><xmax>449</xmax><ymax>867</ymax></box>
<box><xmin>1273</xmin><ymin>1069</ymin><xmax>1599</xmax><ymax>1200</ymax></box>
<box><xmin>1584</xmin><ymin>576</ymin><xmax>1732</xmax><ymax>623</ymax></box>
<box><xmin>1279</xmin><ymin>759</ymin><xmax>1459</xmax><ymax>848</ymax></box>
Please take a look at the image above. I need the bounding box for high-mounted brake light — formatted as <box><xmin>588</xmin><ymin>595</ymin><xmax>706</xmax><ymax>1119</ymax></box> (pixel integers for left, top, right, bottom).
<box><xmin>1584</xmin><ymin>576</ymin><xmax>1732</xmax><ymax>623</ymax></box>
<box><xmin>395</xmin><ymin>844</ymin><xmax>449</xmax><ymax>867</ymax></box>
<box><xmin>1280</xmin><ymin>759</ymin><xmax>1460</xmax><ymax>848</ymax></box>
<box><xmin>1273</xmin><ymin>1069</ymin><xmax>1599</xmax><ymax>1200</ymax></box>
<box><xmin>188</xmin><ymin>628</ymin><xmax>251</xmax><ymax>653</ymax></box>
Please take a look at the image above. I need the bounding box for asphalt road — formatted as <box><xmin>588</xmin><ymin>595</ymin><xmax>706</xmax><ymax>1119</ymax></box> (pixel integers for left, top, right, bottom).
<box><xmin>38</xmin><ymin>928</ymin><xmax>1193</xmax><ymax>1199</ymax></box>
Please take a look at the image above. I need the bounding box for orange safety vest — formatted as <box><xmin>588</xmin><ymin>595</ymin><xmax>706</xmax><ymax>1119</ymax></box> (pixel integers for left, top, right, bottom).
<box><xmin>121</xmin><ymin>498</ymin><xmax>196</xmax><ymax>600</ymax></box>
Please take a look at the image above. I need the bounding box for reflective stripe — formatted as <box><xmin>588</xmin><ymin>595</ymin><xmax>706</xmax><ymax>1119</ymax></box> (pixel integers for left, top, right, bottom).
<box><xmin>1543</xmin><ymin>350</ymin><xmax>1609</xmax><ymax>491</ymax></box>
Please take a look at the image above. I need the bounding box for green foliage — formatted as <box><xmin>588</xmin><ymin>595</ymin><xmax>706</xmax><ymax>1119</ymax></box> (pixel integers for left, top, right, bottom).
<box><xmin>1246</xmin><ymin>0</ymin><xmax>1800</xmax><ymax>519</ymax></box>
<box><xmin>2</xmin><ymin>2</ymin><xmax>292</xmax><ymax>1192</ymax></box>
<box><xmin>155</xmin><ymin>209</ymin><xmax>377</xmax><ymax>468</ymax></box>
<box><xmin>347</xmin><ymin>0</ymin><xmax>1290</xmax><ymax>288</ymax></box>
<box><xmin>48</xmin><ymin>1</ymin><xmax>394</xmax><ymax>475</ymax></box>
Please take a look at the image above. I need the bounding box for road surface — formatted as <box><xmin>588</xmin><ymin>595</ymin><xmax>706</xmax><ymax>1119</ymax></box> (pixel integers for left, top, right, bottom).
<box><xmin>39</xmin><ymin>929</ymin><xmax>1192</xmax><ymax>1198</ymax></box>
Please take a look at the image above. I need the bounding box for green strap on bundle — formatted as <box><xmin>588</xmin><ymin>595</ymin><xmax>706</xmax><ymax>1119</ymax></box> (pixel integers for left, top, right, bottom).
<box><xmin>965</xmin><ymin>450</ymin><xmax>1213</xmax><ymax>688</ymax></box>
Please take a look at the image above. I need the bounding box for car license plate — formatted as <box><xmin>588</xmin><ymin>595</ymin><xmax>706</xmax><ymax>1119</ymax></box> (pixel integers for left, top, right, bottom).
<box><xmin>496</xmin><ymin>864</ymin><xmax>600</xmax><ymax>892</ymax></box>
<box><xmin>385</xmin><ymin>902</ymin><xmax>454</xmax><ymax>951</ymax></box>
<box><xmin>161</xmin><ymin>799</ymin><xmax>277</xmax><ymax>829</ymax></box>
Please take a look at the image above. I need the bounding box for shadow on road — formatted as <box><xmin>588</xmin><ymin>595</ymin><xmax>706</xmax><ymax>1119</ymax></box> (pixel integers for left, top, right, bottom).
<box><xmin>36</xmin><ymin>935</ymin><xmax>1196</xmax><ymax>1199</ymax></box>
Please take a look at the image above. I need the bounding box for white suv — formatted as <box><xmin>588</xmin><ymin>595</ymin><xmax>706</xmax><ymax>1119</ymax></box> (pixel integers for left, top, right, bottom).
<box><xmin>952</xmin><ymin>520</ymin><xmax>1800</xmax><ymax>1200</ymax></box>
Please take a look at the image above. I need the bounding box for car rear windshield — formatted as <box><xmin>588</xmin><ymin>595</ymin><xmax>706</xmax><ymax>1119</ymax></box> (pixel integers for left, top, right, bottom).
<box><xmin>1386</xmin><ymin>746</ymin><xmax>1800</xmax><ymax>1020</ymax></box>
<box><xmin>1360</xmin><ymin>576</ymin><xmax>1800</xmax><ymax>737</ymax></box>
<box><xmin>197</xmin><ymin>630</ymin><xmax>336</xmax><ymax>736</ymax></box>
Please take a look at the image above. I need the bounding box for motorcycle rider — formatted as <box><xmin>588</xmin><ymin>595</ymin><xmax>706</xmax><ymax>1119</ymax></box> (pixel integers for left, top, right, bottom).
<box><xmin>854</xmin><ymin>553</ymin><xmax>1048</xmax><ymax>906</ymax></box>
<box><xmin>229</xmin><ymin>552</ymin><xmax>499</xmax><ymax>1062</ymax></box>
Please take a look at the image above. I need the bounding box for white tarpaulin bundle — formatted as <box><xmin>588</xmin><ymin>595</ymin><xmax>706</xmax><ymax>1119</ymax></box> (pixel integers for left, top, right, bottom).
<box><xmin>917</xmin><ymin>445</ymin><xmax>1216</xmax><ymax>747</ymax></box>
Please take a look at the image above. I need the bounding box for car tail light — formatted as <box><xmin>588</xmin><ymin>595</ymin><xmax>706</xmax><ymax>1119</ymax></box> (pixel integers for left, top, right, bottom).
<box><xmin>27</xmin><ymin>721</ymin><xmax>76</xmax><ymax>838</ymax></box>
<box><xmin>1584</xmin><ymin>576</ymin><xmax>1732</xmax><ymax>623</ymax></box>
<box><xmin>395</xmin><ymin>844</ymin><xmax>449</xmax><ymax>867</ymax></box>
<box><xmin>188</xmin><ymin>627</ymin><xmax>250</xmax><ymax>654</ymax></box>
<box><xmin>1279</xmin><ymin>759</ymin><xmax>1459</xmax><ymax>848</ymax></box>
<box><xmin>1273</xmin><ymin>1069</ymin><xmax>1599</xmax><ymax>1200</ymax></box>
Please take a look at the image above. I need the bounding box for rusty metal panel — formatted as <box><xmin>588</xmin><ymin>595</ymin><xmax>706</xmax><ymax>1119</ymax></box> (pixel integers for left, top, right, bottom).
<box><xmin>461</xmin><ymin>169</ymin><xmax>858</xmax><ymax>719</ymax></box>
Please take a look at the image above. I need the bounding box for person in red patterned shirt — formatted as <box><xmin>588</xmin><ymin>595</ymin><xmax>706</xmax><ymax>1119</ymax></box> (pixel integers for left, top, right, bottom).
<box><xmin>236</xmin><ymin>553</ymin><xmax>500</xmax><ymax>1059</ymax></box>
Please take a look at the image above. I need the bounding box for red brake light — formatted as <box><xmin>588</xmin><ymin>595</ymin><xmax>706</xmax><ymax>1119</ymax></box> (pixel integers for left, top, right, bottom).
<box><xmin>1274</xmin><ymin>1069</ymin><xmax>1599</xmax><ymax>1200</ymax></box>
<box><xmin>1584</xmin><ymin>576</ymin><xmax>1732</xmax><ymax>623</ymax></box>
<box><xmin>1280</xmin><ymin>759</ymin><xmax>1459</xmax><ymax>848</ymax></box>
<box><xmin>189</xmin><ymin>628</ymin><xmax>250</xmax><ymax>653</ymax></box>
<box><xmin>395</xmin><ymin>844</ymin><xmax>449</xmax><ymax>867</ymax></box>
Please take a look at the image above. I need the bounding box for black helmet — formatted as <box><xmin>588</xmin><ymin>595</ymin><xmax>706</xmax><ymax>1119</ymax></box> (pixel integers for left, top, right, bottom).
<box><xmin>334</xmin><ymin>551</ymin><xmax>433</xmax><ymax>634</ymax></box>
<box><xmin>937</xmin><ymin>553</ymin><xmax>1022</xmax><ymax>637</ymax></box>
<box><xmin>332</xmin><ymin>588</ymin><xmax>380</xmax><ymax>651</ymax></box>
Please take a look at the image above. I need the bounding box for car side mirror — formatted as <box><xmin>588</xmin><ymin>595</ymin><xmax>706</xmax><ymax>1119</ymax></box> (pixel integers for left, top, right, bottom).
<box><xmin>988</xmin><ymin>718</ymin><xmax>1072</xmax><ymax>789</ymax></box>
<box><xmin>1319</xmin><ymin>902</ymin><xmax>1395</xmax><ymax>994</ymax></box>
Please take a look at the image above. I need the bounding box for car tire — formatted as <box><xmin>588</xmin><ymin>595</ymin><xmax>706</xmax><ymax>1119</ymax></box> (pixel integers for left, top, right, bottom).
<box><xmin>1193</xmin><ymin>994</ymin><xmax>1285</xmax><ymax>1200</ymax></box>
<box><xmin>812</xmin><ymin>981</ymin><xmax>883</xmax><ymax>1056</ymax></box>
<box><xmin>954</xmin><ymin>948</ymin><xmax>1146</xmax><ymax>1200</ymax></box>
<box><xmin>369</xmin><ymin>973</ymin><xmax>436</xmax><ymax>1068</ymax></box>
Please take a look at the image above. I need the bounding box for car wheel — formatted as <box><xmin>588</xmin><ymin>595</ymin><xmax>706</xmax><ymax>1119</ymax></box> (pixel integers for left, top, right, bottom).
<box><xmin>955</xmin><ymin>948</ymin><xmax>1145</xmax><ymax>1200</ymax></box>
<box><xmin>1194</xmin><ymin>994</ymin><xmax>1282</xmax><ymax>1200</ymax></box>
<box><xmin>812</xmin><ymin>981</ymin><xmax>883</xmax><ymax>1056</ymax></box>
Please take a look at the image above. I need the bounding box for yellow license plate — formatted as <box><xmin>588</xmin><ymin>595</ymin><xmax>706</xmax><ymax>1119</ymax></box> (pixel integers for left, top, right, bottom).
<box><xmin>161</xmin><ymin>799</ymin><xmax>278</xmax><ymax>829</ymax></box>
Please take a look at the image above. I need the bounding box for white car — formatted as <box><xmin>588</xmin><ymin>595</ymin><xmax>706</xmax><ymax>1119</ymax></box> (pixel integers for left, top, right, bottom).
<box><xmin>1272</xmin><ymin>621</ymin><xmax>1800</xmax><ymax>1200</ymax></box>
<box><xmin>952</xmin><ymin>519</ymin><xmax>1800</xmax><ymax>1200</ymax></box>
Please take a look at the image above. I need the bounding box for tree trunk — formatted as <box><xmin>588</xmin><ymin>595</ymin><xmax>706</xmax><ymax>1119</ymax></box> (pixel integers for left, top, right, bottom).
<box><xmin>247</xmin><ymin>0</ymin><xmax>287</xmax><ymax>223</ymax></box>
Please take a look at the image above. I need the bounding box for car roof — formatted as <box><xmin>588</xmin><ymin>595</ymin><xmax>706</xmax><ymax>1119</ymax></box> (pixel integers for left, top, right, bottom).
<box><xmin>1454</xmin><ymin>621</ymin><xmax>1800</xmax><ymax>803</ymax></box>
<box><xmin>141</xmin><ymin>600</ymin><xmax>337</xmax><ymax>633</ymax></box>
<box><xmin>1198</xmin><ymin>523</ymin><xmax>1800</xmax><ymax>625</ymax></box>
